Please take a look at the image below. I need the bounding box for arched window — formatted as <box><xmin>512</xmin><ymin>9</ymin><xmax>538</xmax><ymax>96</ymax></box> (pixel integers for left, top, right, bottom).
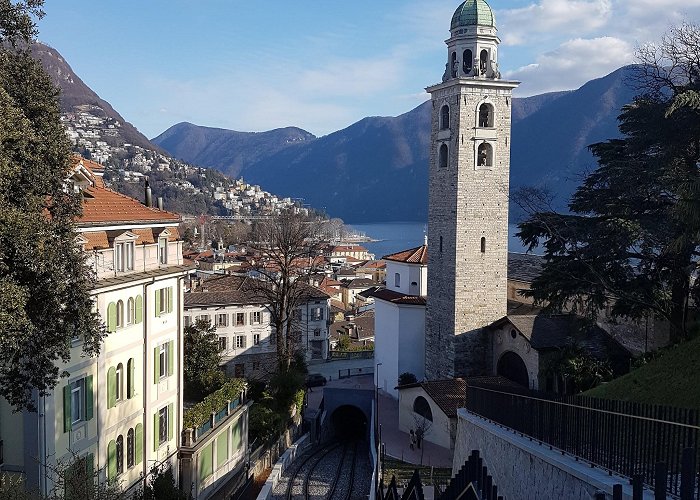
<box><xmin>127</xmin><ymin>358</ymin><xmax>134</xmax><ymax>399</ymax></box>
<box><xmin>126</xmin><ymin>297</ymin><xmax>134</xmax><ymax>325</ymax></box>
<box><xmin>439</xmin><ymin>144</ymin><xmax>449</xmax><ymax>168</ymax></box>
<box><xmin>116</xmin><ymin>435</ymin><xmax>124</xmax><ymax>475</ymax></box>
<box><xmin>413</xmin><ymin>396</ymin><xmax>433</xmax><ymax>422</ymax></box>
<box><xmin>481</xmin><ymin>237</ymin><xmax>486</xmax><ymax>253</ymax></box>
<box><xmin>478</xmin><ymin>103</ymin><xmax>494</xmax><ymax>128</ymax></box>
<box><xmin>440</xmin><ymin>105</ymin><xmax>450</xmax><ymax>130</ymax></box>
<box><xmin>463</xmin><ymin>49</ymin><xmax>473</xmax><ymax>75</ymax></box>
<box><xmin>116</xmin><ymin>300</ymin><xmax>124</xmax><ymax>328</ymax></box>
<box><xmin>451</xmin><ymin>52</ymin><xmax>458</xmax><ymax>78</ymax></box>
<box><xmin>480</xmin><ymin>49</ymin><xmax>488</xmax><ymax>75</ymax></box>
<box><xmin>115</xmin><ymin>363</ymin><xmax>123</xmax><ymax>402</ymax></box>
<box><xmin>477</xmin><ymin>142</ymin><xmax>493</xmax><ymax>167</ymax></box>
<box><xmin>126</xmin><ymin>428</ymin><xmax>135</xmax><ymax>468</ymax></box>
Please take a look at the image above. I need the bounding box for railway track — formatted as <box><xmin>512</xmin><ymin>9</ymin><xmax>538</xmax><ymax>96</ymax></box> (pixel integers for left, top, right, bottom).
<box><xmin>285</xmin><ymin>441</ymin><xmax>342</xmax><ymax>500</ymax></box>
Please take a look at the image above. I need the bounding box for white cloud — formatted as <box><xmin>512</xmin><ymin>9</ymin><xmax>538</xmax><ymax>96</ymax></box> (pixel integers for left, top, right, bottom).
<box><xmin>506</xmin><ymin>36</ymin><xmax>634</xmax><ymax>95</ymax></box>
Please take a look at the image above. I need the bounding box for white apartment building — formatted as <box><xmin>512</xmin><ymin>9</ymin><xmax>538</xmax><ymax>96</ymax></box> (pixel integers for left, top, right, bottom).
<box><xmin>0</xmin><ymin>158</ymin><xmax>190</xmax><ymax>496</ymax></box>
<box><xmin>184</xmin><ymin>276</ymin><xmax>331</xmax><ymax>378</ymax></box>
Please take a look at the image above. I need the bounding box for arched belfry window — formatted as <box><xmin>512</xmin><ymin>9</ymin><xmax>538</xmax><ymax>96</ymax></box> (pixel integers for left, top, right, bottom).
<box><xmin>451</xmin><ymin>52</ymin><xmax>458</xmax><ymax>78</ymax></box>
<box><xmin>463</xmin><ymin>49</ymin><xmax>473</xmax><ymax>75</ymax></box>
<box><xmin>440</xmin><ymin>105</ymin><xmax>450</xmax><ymax>130</ymax></box>
<box><xmin>480</xmin><ymin>49</ymin><xmax>489</xmax><ymax>76</ymax></box>
<box><xmin>413</xmin><ymin>396</ymin><xmax>433</xmax><ymax>422</ymax></box>
<box><xmin>478</xmin><ymin>103</ymin><xmax>494</xmax><ymax>128</ymax></box>
<box><xmin>477</xmin><ymin>142</ymin><xmax>493</xmax><ymax>168</ymax></box>
<box><xmin>439</xmin><ymin>144</ymin><xmax>449</xmax><ymax>168</ymax></box>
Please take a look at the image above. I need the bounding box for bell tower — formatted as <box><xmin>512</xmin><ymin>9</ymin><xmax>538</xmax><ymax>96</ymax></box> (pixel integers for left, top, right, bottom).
<box><xmin>425</xmin><ymin>0</ymin><xmax>520</xmax><ymax>380</ymax></box>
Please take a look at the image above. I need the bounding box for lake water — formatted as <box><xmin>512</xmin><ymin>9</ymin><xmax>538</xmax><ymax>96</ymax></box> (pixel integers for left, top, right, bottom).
<box><xmin>349</xmin><ymin>222</ymin><xmax>532</xmax><ymax>259</ymax></box>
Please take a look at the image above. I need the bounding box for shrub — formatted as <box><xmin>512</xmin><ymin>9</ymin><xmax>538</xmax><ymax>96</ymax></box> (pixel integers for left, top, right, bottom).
<box><xmin>398</xmin><ymin>372</ymin><xmax>418</xmax><ymax>386</ymax></box>
<box><xmin>183</xmin><ymin>378</ymin><xmax>247</xmax><ymax>429</ymax></box>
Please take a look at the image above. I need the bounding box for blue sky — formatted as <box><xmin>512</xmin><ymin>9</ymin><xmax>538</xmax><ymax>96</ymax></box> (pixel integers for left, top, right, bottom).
<box><xmin>38</xmin><ymin>1</ymin><xmax>699</xmax><ymax>138</ymax></box>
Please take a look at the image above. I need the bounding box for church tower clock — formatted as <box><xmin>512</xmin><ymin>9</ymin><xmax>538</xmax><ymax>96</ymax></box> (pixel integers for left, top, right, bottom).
<box><xmin>425</xmin><ymin>0</ymin><xmax>520</xmax><ymax>380</ymax></box>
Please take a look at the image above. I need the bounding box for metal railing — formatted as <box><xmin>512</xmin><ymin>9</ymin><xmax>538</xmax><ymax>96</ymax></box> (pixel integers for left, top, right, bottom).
<box><xmin>338</xmin><ymin>366</ymin><xmax>374</xmax><ymax>379</ymax></box>
<box><xmin>466</xmin><ymin>385</ymin><xmax>700</xmax><ymax>499</ymax></box>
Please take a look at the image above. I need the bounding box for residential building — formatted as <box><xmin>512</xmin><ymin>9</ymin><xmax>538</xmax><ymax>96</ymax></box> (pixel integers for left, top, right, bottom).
<box><xmin>0</xmin><ymin>158</ymin><xmax>189</xmax><ymax>496</ymax></box>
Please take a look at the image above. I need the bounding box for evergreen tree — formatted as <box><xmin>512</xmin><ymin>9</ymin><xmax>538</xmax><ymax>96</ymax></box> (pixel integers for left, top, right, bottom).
<box><xmin>0</xmin><ymin>0</ymin><xmax>104</xmax><ymax>410</ymax></box>
<box><xmin>517</xmin><ymin>24</ymin><xmax>700</xmax><ymax>343</ymax></box>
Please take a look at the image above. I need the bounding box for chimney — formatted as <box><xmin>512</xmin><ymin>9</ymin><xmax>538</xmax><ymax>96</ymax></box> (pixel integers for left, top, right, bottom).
<box><xmin>157</xmin><ymin>197</ymin><xmax>164</xmax><ymax>211</ymax></box>
<box><xmin>145</xmin><ymin>179</ymin><xmax>153</xmax><ymax>207</ymax></box>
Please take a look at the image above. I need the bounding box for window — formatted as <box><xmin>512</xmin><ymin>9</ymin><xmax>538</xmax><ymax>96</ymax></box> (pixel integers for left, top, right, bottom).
<box><xmin>236</xmin><ymin>335</ymin><xmax>246</xmax><ymax>349</ymax></box>
<box><xmin>413</xmin><ymin>396</ymin><xmax>433</xmax><ymax>422</ymax></box>
<box><xmin>126</xmin><ymin>429</ymin><xmax>135</xmax><ymax>468</ymax></box>
<box><xmin>235</xmin><ymin>313</ymin><xmax>245</xmax><ymax>326</ymax></box>
<box><xmin>440</xmin><ymin>105</ymin><xmax>450</xmax><ymax>130</ymax></box>
<box><xmin>116</xmin><ymin>435</ymin><xmax>124</xmax><ymax>476</ymax></box>
<box><xmin>198</xmin><ymin>314</ymin><xmax>211</xmax><ymax>324</ymax></box>
<box><xmin>115</xmin><ymin>242</ymin><xmax>134</xmax><ymax>272</ymax></box>
<box><xmin>158</xmin><ymin>407</ymin><xmax>168</xmax><ymax>446</ymax></box>
<box><xmin>478</xmin><ymin>103</ymin><xmax>494</xmax><ymax>128</ymax></box>
<box><xmin>479</xmin><ymin>49</ymin><xmax>488</xmax><ymax>75</ymax></box>
<box><xmin>477</xmin><ymin>142</ymin><xmax>493</xmax><ymax>167</ymax></box>
<box><xmin>311</xmin><ymin>307</ymin><xmax>324</xmax><ymax>321</ymax></box>
<box><xmin>156</xmin><ymin>287</ymin><xmax>172</xmax><ymax>317</ymax></box>
<box><xmin>158</xmin><ymin>237</ymin><xmax>168</xmax><ymax>265</ymax></box>
<box><xmin>71</xmin><ymin>381</ymin><xmax>83</xmax><ymax>425</ymax></box>
<box><xmin>115</xmin><ymin>363</ymin><xmax>123</xmax><ymax>403</ymax></box>
<box><xmin>126</xmin><ymin>298</ymin><xmax>134</xmax><ymax>325</ymax></box>
<box><xmin>184</xmin><ymin>315</ymin><xmax>192</xmax><ymax>327</ymax></box>
<box><xmin>314</xmin><ymin>328</ymin><xmax>321</xmax><ymax>337</ymax></box>
<box><xmin>217</xmin><ymin>313</ymin><xmax>228</xmax><ymax>327</ymax></box>
<box><xmin>159</xmin><ymin>343</ymin><xmax>167</xmax><ymax>379</ymax></box>
<box><xmin>463</xmin><ymin>48</ymin><xmax>473</xmax><ymax>74</ymax></box>
<box><xmin>450</xmin><ymin>51</ymin><xmax>457</xmax><ymax>78</ymax></box>
<box><xmin>127</xmin><ymin>359</ymin><xmax>135</xmax><ymax>399</ymax></box>
<box><xmin>253</xmin><ymin>334</ymin><xmax>260</xmax><ymax>345</ymax></box>
<box><xmin>394</xmin><ymin>273</ymin><xmax>401</xmax><ymax>288</ymax></box>
<box><xmin>439</xmin><ymin>143</ymin><xmax>448</xmax><ymax>168</ymax></box>
<box><xmin>251</xmin><ymin>311</ymin><xmax>262</xmax><ymax>325</ymax></box>
<box><xmin>481</xmin><ymin>237</ymin><xmax>486</xmax><ymax>253</ymax></box>
<box><xmin>219</xmin><ymin>337</ymin><xmax>227</xmax><ymax>352</ymax></box>
<box><xmin>439</xmin><ymin>236</ymin><xmax>443</xmax><ymax>253</ymax></box>
<box><xmin>116</xmin><ymin>300</ymin><xmax>124</xmax><ymax>328</ymax></box>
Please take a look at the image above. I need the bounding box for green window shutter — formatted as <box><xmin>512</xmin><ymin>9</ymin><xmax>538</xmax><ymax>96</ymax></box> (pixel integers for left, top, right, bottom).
<box><xmin>167</xmin><ymin>287</ymin><xmax>173</xmax><ymax>313</ymax></box>
<box><xmin>167</xmin><ymin>342</ymin><xmax>174</xmax><ymax>377</ymax></box>
<box><xmin>155</xmin><ymin>290</ymin><xmax>161</xmax><ymax>317</ymax></box>
<box><xmin>134</xmin><ymin>295</ymin><xmax>143</xmax><ymax>324</ymax></box>
<box><xmin>167</xmin><ymin>403</ymin><xmax>174</xmax><ymax>441</ymax></box>
<box><xmin>153</xmin><ymin>346</ymin><xmax>159</xmax><ymax>384</ymax></box>
<box><xmin>86</xmin><ymin>453</ymin><xmax>94</xmax><ymax>485</ymax></box>
<box><xmin>232</xmin><ymin>417</ymin><xmax>242</xmax><ymax>450</ymax></box>
<box><xmin>127</xmin><ymin>359</ymin><xmax>135</xmax><ymax>398</ymax></box>
<box><xmin>85</xmin><ymin>375</ymin><xmax>94</xmax><ymax>420</ymax></box>
<box><xmin>107</xmin><ymin>439</ymin><xmax>117</xmax><ymax>482</ymax></box>
<box><xmin>107</xmin><ymin>302</ymin><xmax>117</xmax><ymax>333</ymax></box>
<box><xmin>216</xmin><ymin>433</ymin><xmax>229</xmax><ymax>468</ymax></box>
<box><xmin>135</xmin><ymin>423</ymin><xmax>143</xmax><ymax>464</ymax></box>
<box><xmin>107</xmin><ymin>367</ymin><xmax>116</xmax><ymax>409</ymax></box>
<box><xmin>199</xmin><ymin>443</ymin><xmax>213</xmax><ymax>481</ymax></box>
<box><xmin>154</xmin><ymin>412</ymin><xmax>159</xmax><ymax>452</ymax></box>
<box><xmin>63</xmin><ymin>385</ymin><xmax>72</xmax><ymax>433</ymax></box>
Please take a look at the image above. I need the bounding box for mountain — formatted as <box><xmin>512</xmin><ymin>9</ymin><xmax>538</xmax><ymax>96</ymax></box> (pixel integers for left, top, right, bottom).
<box><xmin>152</xmin><ymin>123</ymin><xmax>316</xmax><ymax>178</ymax></box>
<box><xmin>155</xmin><ymin>67</ymin><xmax>638</xmax><ymax>222</ymax></box>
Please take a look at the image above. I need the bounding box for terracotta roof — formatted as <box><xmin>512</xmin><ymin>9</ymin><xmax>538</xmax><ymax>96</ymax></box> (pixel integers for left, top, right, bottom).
<box><xmin>340</xmin><ymin>278</ymin><xmax>377</xmax><ymax>289</ymax></box>
<box><xmin>368</xmin><ymin>288</ymin><xmax>426</xmax><ymax>306</ymax></box>
<box><xmin>79</xmin><ymin>185</ymin><xmax>180</xmax><ymax>226</ymax></box>
<box><xmin>360</xmin><ymin>260</ymin><xmax>386</xmax><ymax>269</ymax></box>
<box><xmin>331</xmin><ymin>299</ymin><xmax>348</xmax><ymax>312</ymax></box>
<box><xmin>82</xmin><ymin>231</ymin><xmax>109</xmax><ymax>250</ymax></box>
<box><xmin>399</xmin><ymin>378</ymin><xmax>467</xmax><ymax>418</ymax></box>
<box><xmin>383</xmin><ymin>245</ymin><xmax>428</xmax><ymax>265</ymax></box>
<box><xmin>331</xmin><ymin>310</ymin><xmax>375</xmax><ymax>341</ymax></box>
<box><xmin>132</xmin><ymin>228</ymin><xmax>156</xmax><ymax>245</ymax></box>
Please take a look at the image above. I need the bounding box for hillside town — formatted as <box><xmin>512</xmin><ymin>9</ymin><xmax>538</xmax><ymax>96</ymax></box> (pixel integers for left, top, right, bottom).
<box><xmin>2</xmin><ymin>1</ymin><xmax>700</xmax><ymax>500</ymax></box>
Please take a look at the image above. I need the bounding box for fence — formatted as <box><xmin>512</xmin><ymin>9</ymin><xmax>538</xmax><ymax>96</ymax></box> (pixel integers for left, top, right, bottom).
<box><xmin>338</xmin><ymin>366</ymin><xmax>374</xmax><ymax>379</ymax></box>
<box><xmin>466</xmin><ymin>385</ymin><xmax>700</xmax><ymax>499</ymax></box>
<box><xmin>248</xmin><ymin>422</ymin><xmax>302</xmax><ymax>481</ymax></box>
<box><xmin>329</xmin><ymin>349</ymin><xmax>374</xmax><ymax>360</ymax></box>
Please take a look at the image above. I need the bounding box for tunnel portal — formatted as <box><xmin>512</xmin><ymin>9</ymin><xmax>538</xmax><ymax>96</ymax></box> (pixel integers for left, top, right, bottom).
<box><xmin>330</xmin><ymin>405</ymin><xmax>368</xmax><ymax>441</ymax></box>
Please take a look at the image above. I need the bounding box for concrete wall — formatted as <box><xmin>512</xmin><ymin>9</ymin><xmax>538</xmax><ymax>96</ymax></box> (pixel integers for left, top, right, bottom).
<box><xmin>386</xmin><ymin>261</ymin><xmax>427</xmax><ymax>296</ymax></box>
<box><xmin>398</xmin><ymin>387</ymin><xmax>453</xmax><ymax>450</ymax></box>
<box><xmin>491</xmin><ymin>324</ymin><xmax>540</xmax><ymax>390</ymax></box>
<box><xmin>453</xmin><ymin>409</ymin><xmax>653</xmax><ymax>499</ymax></box>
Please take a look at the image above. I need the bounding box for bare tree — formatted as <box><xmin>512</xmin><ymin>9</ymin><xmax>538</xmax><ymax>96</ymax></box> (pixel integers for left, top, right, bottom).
<box><xmin>245</xmin><ymin>211</ymin><xmax>325</xmax><ymax>371</ymax></box>
<box><xmin>412</xmin><ymin>415</ymin><xmax>433</xmax><ymax>465</ymax></box>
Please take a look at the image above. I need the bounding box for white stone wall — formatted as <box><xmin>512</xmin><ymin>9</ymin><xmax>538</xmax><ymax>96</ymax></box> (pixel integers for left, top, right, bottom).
<box><xmin>386</xmin><ymin>261</ymin><xmax>427</xmax><ymax>296</ymax></box>
<box><xmin>398</xmin><ymin>387</ymin><xmax>453</xmax><ymax>450</ymax></box>
<box><xmin>491</xmin><ymin>324</ymin><xmax>540</xmax><ymax>390</ymax></box>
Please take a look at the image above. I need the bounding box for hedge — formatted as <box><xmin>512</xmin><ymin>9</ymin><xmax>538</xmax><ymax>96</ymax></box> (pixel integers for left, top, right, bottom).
<box><xmin>183</xmin><ymin>378</ymin><xmax>247</xmax><ymax>430</ymax></box>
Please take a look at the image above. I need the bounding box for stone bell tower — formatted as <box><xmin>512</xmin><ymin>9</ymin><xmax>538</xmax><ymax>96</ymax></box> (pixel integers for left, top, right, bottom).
<box><xmin>424</xmin><ymin>0</ymin><xmax>520</xmax><ymax>380</ymax></box>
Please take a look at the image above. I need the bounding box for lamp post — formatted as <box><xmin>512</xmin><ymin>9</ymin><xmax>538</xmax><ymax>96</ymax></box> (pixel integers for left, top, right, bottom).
<box><xmin>375</xmin><ymin>361</ymin><xmax>383</xmax><ymax>494</ymax></box>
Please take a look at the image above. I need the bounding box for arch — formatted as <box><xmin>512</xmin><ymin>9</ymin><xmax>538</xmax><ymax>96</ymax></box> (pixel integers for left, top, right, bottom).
<box><xmin>440</xmin><ymin>104</ymin><xmax>450</xmax><ymax>130</ymax></box>
<box><xmin>463</xmin><ymin>49</ymin><xmax>473</xmax><ymax>75</ymax></box>
<box><xmin>330</xmin><ymin>405</ymin><xmax>368</xmax><ymax>441</ymax></box>
<box><xmin>497</xmin><ymin>351</ymin><xmax>529</xmax><ymax>388</ymax></box>
<box><xmin>477</xmin><ymin>142</ymin><xmax>493</xmax><ymax>168</ymax></box>
<box><xmin>116</xmin><ymin>434</ymin><xmax>124</xmax><ymax>475</ymax></box>
<box><xmin>116</xmin><ymin>300</ymin><xmax>124</xmax><ymax>328</ymax></box>
<box><xmin>439</xmin><ymin>143</ymin><xmax>449</xmax><ymax>168</ymax></box>
<box><xmin>413</xmin><ymin>396</ymin><xmax>433</xmax><ymax>422</ymax></box>
<box><xmin>451</xmin><ymin>51</ymin><xmax>458</xmax><ymax>78</ymax></box>
<box><xmin>126</xmin><ymin>297</ymin><xmax>134</xmax><ymax>325</ymax></box>
<box><xmin>479</xmin><ymin>49</ymin><xmax>489</xmax><ymax>75</ymax></box>
<box><xmin>126</xmin><ymin>428</ymin><xmax>135</xmax><ymax>468</ymax></box>
<box><xmin>116</xmin><ymin>363</ymin><xmax>124</xmax><ymax>402</ymax></box>
<box><xmin>478</xmin><ymin>103</ymin><xmax>494</xmax><ymax>128</ymax></box>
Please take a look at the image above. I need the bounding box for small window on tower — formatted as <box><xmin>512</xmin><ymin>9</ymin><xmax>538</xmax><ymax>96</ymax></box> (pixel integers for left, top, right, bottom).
<box><xmin>463</xmin><ymin>49</ymin><xmax>473</xmax><ymax>75</ymax></box>
<box><xmin>478</xmin><ymin>103</ymin><xmax>494</xmax><ymax>128</ymax></box>
<box><xmin>481</xmin><ymin>237</ymin><xmax>486</xmax><ymax>253</ymax></box>
<box><xmin>440</xmin><ymin>105</ymin><xmax>450</xmax><ymax>130</ymax></box>
<box><xmin>477</xmin><ymin>142</ymin><xmax>493</xmax><ymax>168</ymax></box>
<box><xmin>480</xmin><ymin>49</ymin><xmax>488</xmax><ymax>75</ymax></box>
<box><xmin>451</xmin><ymin>52</ymin><xmax>458</xmax><ymax>78</ymax></box>
<box><xmin>439</xmin><ymin>144</ymin><xmax>449</xmax><ymax>168</ymax></box>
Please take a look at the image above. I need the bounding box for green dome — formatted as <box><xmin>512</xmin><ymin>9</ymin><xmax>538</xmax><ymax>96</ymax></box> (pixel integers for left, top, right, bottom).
<box><xmin>451</xmin><ymin>0</ymin><xmax>496</xmax><ymax>29</ymax></box>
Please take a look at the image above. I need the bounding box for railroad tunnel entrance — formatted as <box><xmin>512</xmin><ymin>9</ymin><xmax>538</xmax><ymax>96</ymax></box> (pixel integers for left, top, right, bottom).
<box><xmin>330</xmin><ymin>405</ymin><xmax>368</xmax><ymax>441</ymax></box>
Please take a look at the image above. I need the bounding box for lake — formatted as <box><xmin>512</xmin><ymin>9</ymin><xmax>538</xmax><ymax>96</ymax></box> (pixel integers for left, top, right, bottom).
<box><xmin>348</xmin><ymin>222</ymin><xmax>533</xmax><ymax>259</ymax></box>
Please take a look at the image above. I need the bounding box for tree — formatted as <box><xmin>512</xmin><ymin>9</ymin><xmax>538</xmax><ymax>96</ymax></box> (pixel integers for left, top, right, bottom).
<box><xmin>0</xmin><ymin>0</ymin><xmax>104</xmax><ymax>410</ymax></box>
<box><xmin>398</xmin><ymin>372</ymin><xmax>418</xmax><ymax>386</ymax></box>
<box><xmin>183</xmin><ymin>318</ymin><xmax>222</xmax><ymax>398</ymax></box>
<box><xmin>245</xmin><ymin>211</ymin><xmax>324</xmax><ymax>371</ymax></box>
<box><xmin>517</xmin><ymin>23</ymin><xmax>700</xmax><ymax>343</ymax></box>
